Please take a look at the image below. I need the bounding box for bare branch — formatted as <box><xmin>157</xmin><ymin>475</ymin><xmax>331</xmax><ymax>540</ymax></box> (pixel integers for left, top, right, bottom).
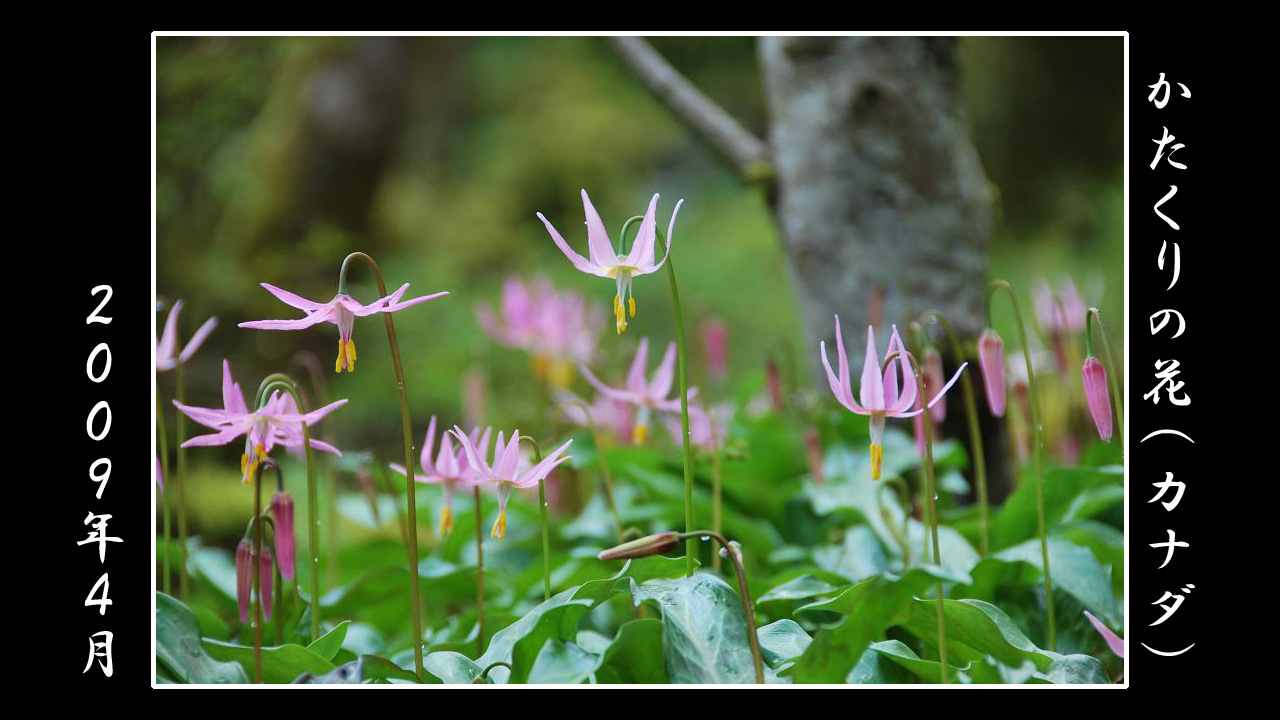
<box><xmin>607</xmin><ymin>37</ymin><xmax>771</xmax><ymax>182</ymax></box>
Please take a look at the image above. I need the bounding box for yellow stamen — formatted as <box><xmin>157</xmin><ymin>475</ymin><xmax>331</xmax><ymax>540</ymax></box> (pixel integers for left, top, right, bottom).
<box><xmin>241</xmin><ymin>443</ymin><xmax>266</xmax><ymax>484</ymax></box>
<box><xmin>439</xmin><ymin>506</ymin><xmax>454</xmax><ymax>536</ymax></box>
<box><xmin>870</xmin><ymin>443</ymin><xmax>883</xmax><ymax>481</ymax></box>
<box><xmin>614</xmin><ymin>293</ymin><xmax>628</xmax><ymax>334</ymax></box>
<box><xmin>628</xmin><ymin>296</ymin><xmax>635</xmax><ymax>318</ymax></box>
<box><xmin>347</xmin><ymin>339</ymin><xmax>357</xmax><ymax>369</ymax></box>
<box><xmin>335</xmin><ymin>337</ymin><xmax>345</xmax><ymax>373</ymax></box>
<box><xmin>549</xmin><ymin>360</ymin><xmax>572</xmax><ymax>388</ymax></box>
<box><xmin>633</xmin><ymin>424</ymin><xmax>649</xmax><ymax>445</ymax></box>
<box><xmin>491</xmin><ymin>510</ymin><xmax>507</xmax><ymax>539</ymax></box>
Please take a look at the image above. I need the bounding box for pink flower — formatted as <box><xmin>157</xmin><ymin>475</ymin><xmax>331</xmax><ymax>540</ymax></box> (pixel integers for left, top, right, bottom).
<box><xmin>538</xmin><ymin>190</ymin><xmax>683</xmax><ymax>334</ymax></box>
<box><xmin>1034</xmin><ymin>278</ymin><xmax>1087</xmax><ymax>372</ymax></box>
<box><xmin>235</xmin><ymin>538</ymin><xmax>252</xmax><ymax>623</ymax></box>
<box><xmin>450</xmin><ymin>427</ymin><xmax>572</xmax><ymax>539</ymax></box>
<box><xmin>259</xmin><ymin>545</ymin><xmax>275</xmax><ymax>622</ymax></box>
<box><xmin>556</xmin><ymin>390</ymin><xmax>634</xmax><ymax>447</ymax></box>
<box><xmin>664</xmin><ymin>402</ymin><xmax>731</xmax><ymax>453</ymax></box>
<box><xmin>156</xmin><ymin>299</ymin><xmax>217</xmax><ymax>372</ymax></box>
<box><xmin>702</xmin><ymin>318</ymin><xmax>729</xmax><ymax>382</ymax></box>
<box><xmin>389</xmin><ymin>416</ymin><xmax>490</xmax><ymax>535</ymax></box>
<box><xmin>477</xmin><ymin>276</ymin><xmax>603</xmax><ymax>387</ymax></box>
<box><xmin>268</xmin><ymin>492</ymin><xmax>296</xmax><ymax>582</ymax></box>
<box><xmin>977</xmin><ymin>329</ymin><xmax>1006</xmax><ymax>417</ymax></box>
<box><xmin>1084</xmin><ymin>610</ymin><xmax>1124</xmax><ymax>659</ymax></box>
<box><xmin>581</xmin><ymin>337</ymin><xmax>698</xmax><ymax>445</ymax></box>
<box><xmin>239</xmin><ymin>282</ymin><xmax>448</xmax><ymax>373</ymax></box>
<box><xmin>1082</xmin><ymin>356</ymin><xmax>1114</xmax><ymax>443</ymax></box>
<box><xmin>174</xmin><ymin>360</ymin><xmax>346</xmax><ymax>484</ymax></box>
<box><xmin>819</xmin><ymin>317</ymin><xmax>965</xmax><ymax>480</ymax></box>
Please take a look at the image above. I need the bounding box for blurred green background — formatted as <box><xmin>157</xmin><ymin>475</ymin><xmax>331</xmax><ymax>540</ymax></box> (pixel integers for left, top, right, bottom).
<box><xmin>157</xmin><ymin>36</ymin><xmax>1123</xmax><ymax>539</ymax></box>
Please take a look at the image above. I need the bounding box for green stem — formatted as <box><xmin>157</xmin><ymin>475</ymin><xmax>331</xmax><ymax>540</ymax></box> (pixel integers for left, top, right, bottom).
<box><xmin>337</xmin><ymin>252</ymin><xmax>424</xmax><ymax>679</ymax></box>
<box><xmin>1085</xmin><ymin>308</ymin><xmax>1124</xmax><ymax>447</ymax></box>
<box><xmin>255</xmin><ymin>375</ymin><xmax>320</xmax><ymax>643</ymax></box>
<box><xmin>251</xmin><ymin>463</ymin><xmax>264</xmax><ymax>684</ymax></box>
<box><xmin>987</xmin><ymin>280</ymin><xmax>1055</xmax><ymax>650</ymax></box>
<box><xmin>677</xmin><ymin>531</ymin><xmax>763</xmax><ymax>683</ymax></box>
<box><xmin>656</xmin><ymin>231</ymin><xmax>695</xmax><ymax>577</ymax></box>
<box><xmin>710</xmin><ymin>413</ymin><xmax>723</xmax><ymax>574</ymax></box>
<box><xmin>520</xmin><ymin>435</ymin><xmax>553</xmax><ymax>601</ymax></box>
<box><xmin>905</xmin><ymin>327</ymin><xmax>950</xmax><ymax>683</ymax></box>
<box><xmin>474</xmin><ymin>486</ymin><xmax>486</xmax><ymax>658</ymax></box>
<box><xmin>920</xmin><ymin>309</ymin><xmax>989</xmax><ymax>557</ymax></box>
<box><xmin>156</xmin><ymin>394</ymin><xmax>172</xmax><ymax>595</ymax></box>
<box><xmin>174</xmin><ymin>361</ymin><xmax>189</xmax><ymax>600</ymax></box>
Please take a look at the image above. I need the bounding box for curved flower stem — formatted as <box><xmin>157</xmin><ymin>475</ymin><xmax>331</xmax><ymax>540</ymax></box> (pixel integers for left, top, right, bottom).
<box><xmin>474</xmin><ymin>661</ymin><xmax>512</xmax><ymax>684</ymax></box>
<box><xmin>519</xmin><ymin>435</ymin><xmax>553</xmax><ymax>601</ymax></box>
<box><xmin>337</xmin><ymin>252</ymin><xmax>424</xmax><ymax>679</ymax></box>
<box><xmin>174</xmin><ymin>360</ymin><xmax>190</xmax><ymax>600</ymax></box>
<box><xmin>987</xmin><ymin>280</ymin><xmax>1055</xmax><ymax>650</ymax></box>
<box><xmin>676</xmin><ymin>531</ymin><xmax>763</xmax><ymax>683</ymax></box>
<box><xmin>156</xmin><ymin>394</ymin><xmax>172</xmax><ymax>595</ymax></box>
<box><xmin>920</xmin><ymin>309</ymin><xmax>989</xmax><ymax>557</ymax></box>
<box><xmin>255</xmin><ymin>375</ymin><xmax>320</xmax><ymax>644</ymax></box>
<box><xmin>905</xmin><ymin>327</ymin><xmax>950</xmax><ymax>683</ymax></box>
<box><xmin>250</xmin><ymin>462</ymin><xmax>264</xmax><ymax>684</ymax></box>
<box><xmin>473</xmin><ymin>486</ymin><xmax>486</xmax><ymax>657</ymax></box>
<box><xmin>1085</xmin><ymin>308</ymin><xmax>1124</xmax><ymax>447</ymax></box>
<box><xmin>656</xmin><ymin>231</ymin><xmax>695</xmax><ymax>577</ymax></box>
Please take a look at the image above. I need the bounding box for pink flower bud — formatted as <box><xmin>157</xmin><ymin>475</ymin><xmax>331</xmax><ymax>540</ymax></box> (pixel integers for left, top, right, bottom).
<box><xmin>924</xmin><ymin>348</ymin><xmax>946</xmax><ymax>423</ymax></box>
<box><xmin>978</xmin><ymin>329</ymin><xmax>1006</xmax><ymax>417</ymax></box>
<box><xmin>1081</xmin><ymin>356</ymin><xmax>1113</xmax><ymax>442</ymax></box>
<box><xmin>269</xmin><ymin>492</ymin><xmax>296</xmax><ymax>582</ymax></box>
<box><xmin>767</xmin><ymin>359</ymin><xmax>784</xmax><ymax>413</ymax></box>
<box><xmin>235</xmin><ymin>539</ymin><xmax>252</xmax><ymax>623</ymax></box>
<box><xmin>598</xmin><ymin>531</ymin><xmax>681</xmax><ymax>561</ymax></box>
<box><xmin>702</xmin><ymin>319</ymin><xmax>728</xmax><ymax>382</ymax></box>
<box><xmin>259</xmin><ymin>546</ymin><xmax>274</xmax><ymax>622</ymax></box>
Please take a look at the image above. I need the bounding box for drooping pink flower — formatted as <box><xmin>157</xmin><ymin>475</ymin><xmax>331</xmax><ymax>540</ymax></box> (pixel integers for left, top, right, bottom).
<box><xmin>819</xmin><ymin>317</ymin><xmax>965</xmax><ymax>480</ymax></box>
<box><xmin>268</xmin><ymin>492</ymin><xmax>296</xmax><ymax>582</ymax></box>
<box><xmin>477</xmin><ymin>276</ymin><xmax>603</xmax><ymax>387</ymax></box>
<box><xmin>1082</xmin><ymin>356</ymin><xmax>1114</xmax><ymax>443</ymax></box>
<box><xmin>259</xmin><ymin>545</ymin><xmax>274</xmax><ymax>622</ymax></box>
<box><xmin>235</xmin><ymin>538</ymin><xmax>252</xmax><ymax>623</ymax></box>
<box><xmin>702</xmin><ymin>318</ymin><xmax>728</xmax><ymax>382</ymax></box>
<box><xmin>1034</xmin><ymin>278</ymin><xmax>1088</xmax><ymax>372</ymax></box>
<box><xmin>538</xmin><ymin>190</ymin><xmax>683</xmax><ymax>334</ymax></box>
<box><xmin>156</xmin><ymin>299</ymin><xmax>217</xmax><ymax>372</ymax></box>
<box><xmin>581</xmin><ymin>337</ymin><xmax>699</xmax><ymax>445</ymax></box>
<box><xmin>598</xmin><ymin>531</ymin><xmax>681</xmax><ymax>561</ymax></box>
<box><xmin>977</xmin><ymin>329</ymin><xmax>1006</xmax><ymax>418</ymax></box>
<box><xmin>389</xmin><ymin>416</ymin><xmax>490</xmax><ymax>536</ymax></box>
<box><xmin>1084</xmin><ymin>610</ymin><xmax>1125</xmax><ymax>659</ymax></box>
<box><xmin>663</xmin><ymin>402</ymin><xmax>731</xmax><ymax>453</ymax></box>
<box><xmin>450</xmin><ymin>427</ymin><xmax>572</xmax><ymax>539</ymax></box>
<box><xmin>174</xmin><ymin>360</ymin><xmax>346</xmax><ymax>484</ymax></box>
<box><xmin>240</xmin><ymin>282</ymin><xmax>448</xmax><ymax>373</ymax></box>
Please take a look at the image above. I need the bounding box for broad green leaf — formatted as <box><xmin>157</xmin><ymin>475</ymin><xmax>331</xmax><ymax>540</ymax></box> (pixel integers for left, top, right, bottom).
<box><xmin>203</xmin><ymin>639</ymin><xmax>336</xmax><ymax>684</ymax></box>
<box><xmin>594</xmin><ymin>619</ymin><xmax>668</xmax><ymax>684</ymax></box>
<box><xmin>848</xmin><ymin>647</ymin><xmax>915</xmax><ymax>684</ymax></box>
<box><xmin>292</xmin><ymin>659</ymin><xmax>363</xmax><ymax>684</ymax></box>
<box><xmin>155</xmin><ymin>592</ymin><xmax>248</xmax><ymax>684</ymax></box>
<box><xmin>423</xmin><ymin>651</ymin><xmax>482</xmax><ymax>684</ymax></box>
<box><xmin>789</xmin><ymin>569</ymin><xmax>934</xmax><ymax>683</ymax></box>
<box><xmin>526</xmin><ymin>640</ymin><xmax>598</xmax><ymax>684</ymax></box>
<box><xmin>306</xmin><ymin>620</ymin><xmax>351</xmax><ymax>661</ymax></box>
<box><xmin>757</xmin><ymin>619</ymin><xmax>812</xmax><ymax>668</ymax></box>
<box><xmin>900</xmin><ymin>598</ymin><xmax>1052</xmax><ymax>672</ymax></box>
<box><xmin>869</xmin><ymin>640</ymin><xmax>964</xmax><ymax>684</ymax></box>
<box><xmin>990</xmin><ymin>465</ymin><xmax>1122</xmax><ymax>551</ymax></box>
<box><xmin>988</xmin><ymin>537</ymin><xmax>1119</xmax><ymax>626</ymax></box>
<box><xmin>632</xmin><ymin>573</ymin><xmax>757</xmax><ymax>684</ymax></box>
<box><xmin>1039</xmin><ymin>654</ymin><xmax>1112</xmax><ymax>684</ymax></box>
<box><xmin>758</xmin><ymin>575</ymin><xmax>840</xmax><ymax>606</ymax></box>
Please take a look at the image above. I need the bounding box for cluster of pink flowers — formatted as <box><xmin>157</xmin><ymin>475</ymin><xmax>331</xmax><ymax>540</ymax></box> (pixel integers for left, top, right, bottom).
<box><xmin>477</xmin><ymin>276</ymin><xmax>604</xmax><ymax>387</ymax></box>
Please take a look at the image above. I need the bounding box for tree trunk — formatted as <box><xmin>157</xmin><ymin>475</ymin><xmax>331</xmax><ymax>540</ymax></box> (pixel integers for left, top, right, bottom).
<box><xmin>759</xmin><ymin>36</ymin><xmax>992</xmax><ymax>375</ymax></box>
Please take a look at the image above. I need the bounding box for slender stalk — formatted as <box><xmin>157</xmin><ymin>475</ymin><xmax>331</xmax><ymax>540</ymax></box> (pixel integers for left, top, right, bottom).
<box><xmin>337</xmin><ymin>252</ymin><xmax>424</xmax><ymax>679</ymax></box>
<box><xmin>519</xmin><ymin>435</ymin><xmax>553</xmax><ymax>601</ymax></box>
<box><xmin>657</xmin><ymin>231</ymin><xmax>695</xmax><ymax>577</ymax></box>
<box><xmin>156</xmin><ymin>395</ymin><xmax>172</xmax><ymax>595</ymax></box>
<box><xmin>255</xmin><ymin>375</ymin><xmax>320</xmax><ymax>643</ymax></box>
<box><xmin>251</xmin><ymin>463</ymin><xmax>264</xmax><ymax>684</ymax></box>
<box><xmin>473</xmin><ymin>486</ymin><xmax>486</xmax><ymax>657</ymax></box>
<box><xmin>710</xmin><ymin>413</ymin><xmax>724</xmax><ymax>573</ymax></box>
<box><xmin>920</xmin><ymin>309</ymin><xmax>989</xmax><ymax>556</ymax></box>
<box><xmin>289</xmin><ymin>352</ymin><xmax>340</xmax><ymax>587</ymax></box>
<box><xmin>904</xmin><ymin>327</ymin><xmax>950</xmax><ymax>683</ymax></box>
<box><xmin>987</xmin><ymin>280</ymin><xmax>1055</xmax><ymax>650</ymax></box>
<box><xmin>676</xmin><ymin>531</ymin><xmax>763</xmax><ymax>683</ymax></box>
<box><xmin>1086</xmin><ymin>308</ymin><xmax>1125</xmax><ymax>447</ymax></box>
<box><xmin>174</xmin><ymin>360</ymin><xmax>189</xmax><ymax>599</ymax></box>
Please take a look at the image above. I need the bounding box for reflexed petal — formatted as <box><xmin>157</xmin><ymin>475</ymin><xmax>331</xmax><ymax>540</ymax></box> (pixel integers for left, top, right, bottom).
<box><xmin>538</xmin><ymin>211</ymin><xmax>608</xmax><ymax>276</ymax></box>
<box><xmin>239</xmin><ymin>312</ymin><xmax>332</xmax><ymax>331</ymax></box>
<box><xmin>623</xmin><ymin>194</ymin><xmax>659</xmax><ymax>269</ymax></box>
<box><xmin>649</xmin><ymin>341</ymin><xmax>677</xmax><ymax>400</ymax></box>
<box><xmin>581</xmin><ymin>189</ymin><xmax>619</xmax><ymax>268</ymax></box>
<box><xmin>178</xmin><ymin>315</ymin><xmax>218</xmax><ymax>364</ymax></box>
<box><xmin>860</xmin><ymin>326</ymin><xmax>884</xmax><ymax>410</ymax></box>
<box><xmin>626</xmin><ymin>337</ymin><xmax>650</xmax><ymax>393</ymax></box>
